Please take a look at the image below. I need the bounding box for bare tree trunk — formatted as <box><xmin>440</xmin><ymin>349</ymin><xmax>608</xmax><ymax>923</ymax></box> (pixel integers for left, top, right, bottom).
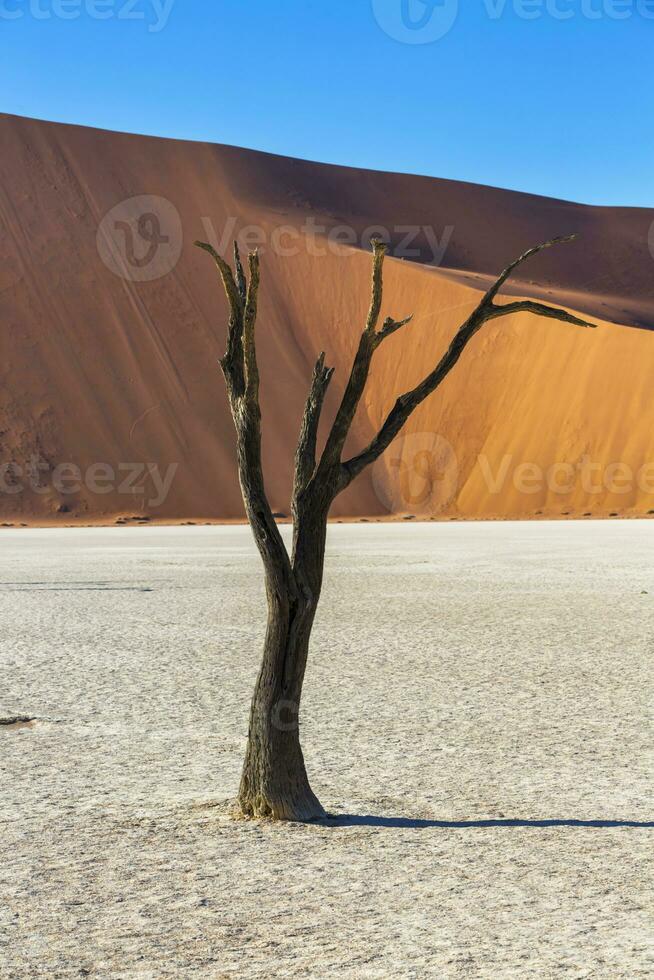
<box><xmin>238</xmin><ymin>592</ymin><xmax>323</xmax><ymax>819</ymax></box>
<box><xmin>195</xmin><ymin>234</ymin><xmax>595</xmax><ymax>821</ymax></box>
<box><xmin>238</xmin><ymin>502</ymin><xmax>329</xmax><ymax>820</ymax></box>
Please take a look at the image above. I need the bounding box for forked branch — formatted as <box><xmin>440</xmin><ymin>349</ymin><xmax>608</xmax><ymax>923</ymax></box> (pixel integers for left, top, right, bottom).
<box><xmin>196</xmin><ymin>233</ymin><xmax>595</xmax><ymax>530</ymax></box>
<box><xmin>341</xmin><ymin>235</ymin><xmax>595</xmax><ymax>486</ymax></box>
<box><xmin>315</xmin><ymin>239</ymin><xmax>412</xmax><ymax>482</ymax></box>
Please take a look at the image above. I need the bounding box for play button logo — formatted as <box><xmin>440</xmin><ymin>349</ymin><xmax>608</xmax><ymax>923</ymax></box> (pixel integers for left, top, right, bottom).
<box><xmin>372</xmin><ymin>0</ymin><xmax>459</xmax><ymax>44</ymax></box>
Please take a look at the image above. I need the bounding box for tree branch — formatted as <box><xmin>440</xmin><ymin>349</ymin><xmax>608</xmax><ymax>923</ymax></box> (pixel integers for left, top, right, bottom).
<box><xmin>292</xmin><ymin>353</ymin><xmax>334</xmax><ymax>508</ymax></box>
<box><xmin>233</xmin><ymin>241</ymin><xmax>247</xmax><ymax>303</ymax></box>
<box><xmin>194</xmin><ymin>240</ymin><xmax>243</xmax><ymax>314</ymax></box>
<box><xmin>195</xmin><ymin>240</ymin><xmax>246</xmax><ymax>394</ymax></box>
<box><xmin>365</xmin><ymin>238</ymin><xmax>387</xmax><ymax>334</ymax></box>
<box><xmin>377</xmin><ymin>314</ymin><xmax>414</xmax><ymax>343</ymax></box>
<box><xmin>195</xmin><ymin>240</ymin><xmax>295</xmax><ymax>596</ymax></box>
<box><xmin>486</xmin><ymin>299</ymin><xmax>594</xmax><ymax>329</ymax></box>
<box><xmin>243</xmin><ymin>249</ymin><xmax>261</xmax><ymax>398</ymax></box>
<box><xmin>315</xmin><ymin>239</ymin><xmax>411</xmax><ymax>482</ymax></box>
<box><xmin>341</xmin><ymin>236</ymin><xmax>596</xmax><ymax>486</ymax></box>
<box><xmin>481</xmin><ymin>234</ymin><xmax>577</xmax><ymax>307</ymax></box>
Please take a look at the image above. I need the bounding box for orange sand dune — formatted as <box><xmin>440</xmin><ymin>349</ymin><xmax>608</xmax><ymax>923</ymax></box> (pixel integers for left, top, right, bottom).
<box><xmin>0</xmin><ymin>113</ymin><xmax>653</xmax><ymax>524</ymax></box>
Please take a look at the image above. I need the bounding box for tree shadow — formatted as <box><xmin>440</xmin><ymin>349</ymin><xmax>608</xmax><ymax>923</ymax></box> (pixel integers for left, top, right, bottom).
<box><xmin>325</xmin><ymin>815</ymin><xmax>654</xmax><ymax>830</ymax></box>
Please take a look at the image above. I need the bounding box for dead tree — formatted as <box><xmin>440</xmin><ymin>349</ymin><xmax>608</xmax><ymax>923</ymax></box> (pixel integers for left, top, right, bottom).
<box><xmin>195</xmin><ymin>234</ymin><xmax>594</xmax><ymax>821</ymax></box>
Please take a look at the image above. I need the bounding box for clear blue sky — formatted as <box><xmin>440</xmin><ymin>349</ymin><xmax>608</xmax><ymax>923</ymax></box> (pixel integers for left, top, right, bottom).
<box><xmin>1</xmin><ymin>0</ymin><xmax>652</xmax><ymax>206</ymax></box>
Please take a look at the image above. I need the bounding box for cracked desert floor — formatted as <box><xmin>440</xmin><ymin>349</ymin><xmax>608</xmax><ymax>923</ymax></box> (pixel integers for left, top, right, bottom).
<box><xmin>1</xmin><ymin>522</ymin><xmax>652</xmax><ymax>978</ymax></box>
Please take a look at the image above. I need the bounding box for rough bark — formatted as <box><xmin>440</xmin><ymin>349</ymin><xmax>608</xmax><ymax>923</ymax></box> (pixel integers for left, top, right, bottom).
<box><xmin>238</xmin><ymin>590</ymin><xmax>324</xmax><ymax>820</ymax></box>
<box><xmin>195</xmin><ymin>233</ymin><xmax>595</xmax><ymax>821</ymax></box>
